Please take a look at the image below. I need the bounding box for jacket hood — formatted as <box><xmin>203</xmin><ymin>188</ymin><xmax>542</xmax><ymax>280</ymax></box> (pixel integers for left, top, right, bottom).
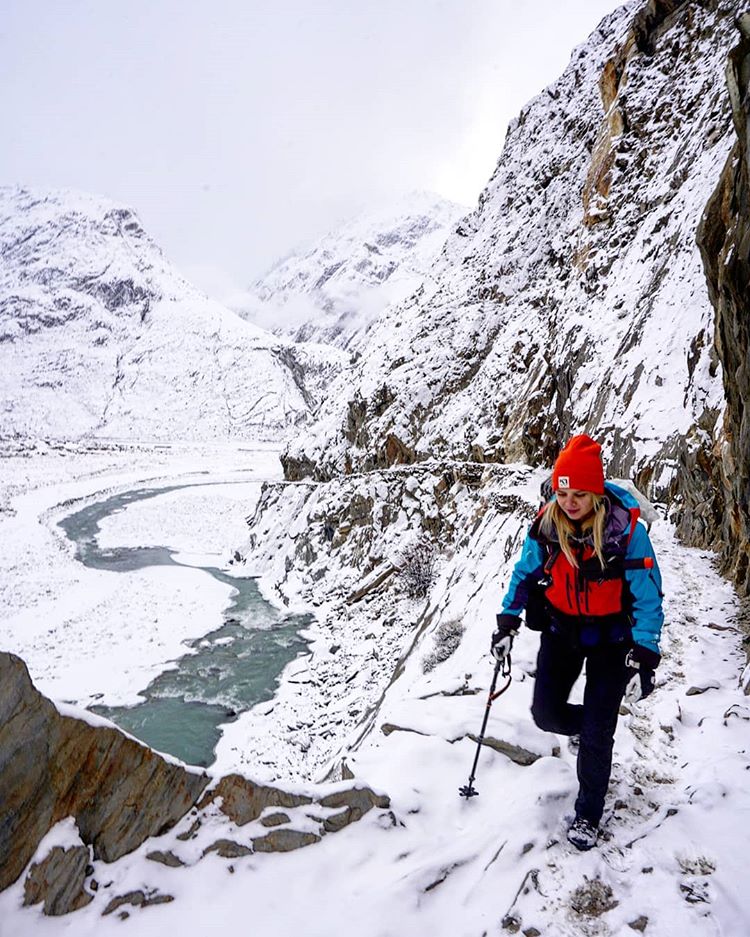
<box><xmin>604</xmin><ymin>481</ymin><xmax>641</xmax><ymax>537</ymax></box>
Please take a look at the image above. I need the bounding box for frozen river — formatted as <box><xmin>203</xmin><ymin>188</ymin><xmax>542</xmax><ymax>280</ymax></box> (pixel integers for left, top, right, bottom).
<box><xmin>58</xmin><ymin>481</ymin><xmax>310</xmax><ymax>767</ymax></box>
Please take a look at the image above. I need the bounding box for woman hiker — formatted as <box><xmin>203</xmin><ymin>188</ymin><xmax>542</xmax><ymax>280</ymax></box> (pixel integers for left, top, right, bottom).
<box><xmin>491</xmin><ymin>435</ymin><xmax>664</xmax><ymax>851</ymax></box>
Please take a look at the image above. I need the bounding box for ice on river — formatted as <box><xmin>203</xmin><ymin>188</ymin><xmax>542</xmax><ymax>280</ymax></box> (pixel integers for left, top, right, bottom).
<box><xmin>0</xmin><ymin>443</ymin><xmax>282</xmax><ymax>708</ymax></box>
<box><xmin>95</xmin><ymin>481</ymin><xmax>264</xmax><ymax>560</ymax></box>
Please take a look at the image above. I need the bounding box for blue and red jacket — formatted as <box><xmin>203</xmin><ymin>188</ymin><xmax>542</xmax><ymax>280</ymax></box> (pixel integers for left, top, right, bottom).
<box><xmin>500</xmin><ymin>482</ymin><xmax>663</xmax><ymax>654</ymax></box>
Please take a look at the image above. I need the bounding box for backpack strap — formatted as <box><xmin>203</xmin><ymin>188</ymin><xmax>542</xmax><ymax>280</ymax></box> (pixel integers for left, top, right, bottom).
<box><xmin>538</xmin><ymin>541</ymin><xmax>561</xmax><ymax>588</ymax></box>
<box><xmin>626</xmin><ymin>506</ymin><xmax>640</xmax><ymax>545</ymax></box>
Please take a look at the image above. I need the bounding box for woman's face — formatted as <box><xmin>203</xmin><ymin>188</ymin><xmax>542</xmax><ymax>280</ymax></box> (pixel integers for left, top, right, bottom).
<box><xmin>556</xmin><ymin>488</ymin><xmax>595</xmax><ymax>522</ymax></box>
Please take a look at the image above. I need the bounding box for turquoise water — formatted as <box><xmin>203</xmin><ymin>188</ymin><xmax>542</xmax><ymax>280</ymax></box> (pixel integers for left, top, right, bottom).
<box><xmin>59</xmin><ymin>483</ymin><xmax>310</xmax><ymax>767</ymax></box>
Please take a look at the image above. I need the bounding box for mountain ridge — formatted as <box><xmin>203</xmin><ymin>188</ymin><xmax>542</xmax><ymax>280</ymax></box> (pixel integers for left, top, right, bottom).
<box><xmin>279</xmin><ymin>0</ymin><xmax>737</xmax><ymax>534</ymax></box>
<box><xmin>237</xmin><ymin>191</ymin><xmax>467</xmax><ymax>348</ymax></box>
<box><xmin>0</xmin><ymin>186</ymin><xmax>345</xmax><ymax>442</ymax></box>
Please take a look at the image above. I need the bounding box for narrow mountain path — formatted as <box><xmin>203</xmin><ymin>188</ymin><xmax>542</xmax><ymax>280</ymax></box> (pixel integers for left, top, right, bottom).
<box><xmin>1</xmin><ymin>474</ymin><xmax>748</xmax><ymax>936</ymax></box>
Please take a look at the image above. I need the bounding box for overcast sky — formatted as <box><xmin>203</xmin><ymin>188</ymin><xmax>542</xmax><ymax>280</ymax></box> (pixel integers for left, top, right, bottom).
<box><xmin>1</xmin><ymin>0</ymin><xmax>622</xmax><ymax>297</ymax></box>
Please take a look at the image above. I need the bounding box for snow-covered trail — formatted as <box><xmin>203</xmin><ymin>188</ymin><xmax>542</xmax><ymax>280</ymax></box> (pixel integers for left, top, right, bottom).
<box><xmin>295</xmin><ymin>523</ymin><xmax>749</xmax><ymax>937</ymax></box>
<box><xmin>453</xmin><ymin>525</ymin><xmax>750</xmax><ymax>937</ymax></box>
<box><xmin>1</xmin><ymin>468</ymin><xmax>748</xmax><ymax>936</ymax></box>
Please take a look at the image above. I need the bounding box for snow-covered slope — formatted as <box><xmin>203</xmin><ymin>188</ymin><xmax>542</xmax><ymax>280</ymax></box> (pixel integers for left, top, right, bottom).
<box><xmin>237</xmin><ymin>192</ymin><xmax>467</xmax><ymax>348</ymax></box>
<box><xmin>2</xmin><ymin>2</ymin><xmax>750</xmax><ymax>934</ymax></box>
<box><xmin>0</xmin><ymin>187</ymin><xmax>345</xmax><ymax>442</ymax></box>
<box><xmin>282</xmin><ymin>0</ymin><xmax>738</xmax><ymax>506</ymax></box>
<box><xmin>217</xmin><ymin>5</ymin><xmax>750</xmax><ymax>929</ymax></box>
<box><xmin>2</xmin><ymin>447</ymin><xmax>748</xmax><ymax>936</ymax></box>
<box><xmin>222</xmin><ymin>460</ymin><xmax>748</xmax><ymax>937</ymax></box>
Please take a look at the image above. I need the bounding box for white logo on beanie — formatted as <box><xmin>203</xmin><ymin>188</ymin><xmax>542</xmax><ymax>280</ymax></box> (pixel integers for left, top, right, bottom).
<box><xmin>558</xmin><ymin>475</ymin><xmax>570</xmax><ymax>488</ymax></box>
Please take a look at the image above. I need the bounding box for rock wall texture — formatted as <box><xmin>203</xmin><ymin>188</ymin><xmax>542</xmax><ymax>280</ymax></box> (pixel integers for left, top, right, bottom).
<box><xmin>22</xmin><ymin>844</ymin><xmax>94</xmax><ymax>916</ymax></box>
<box><xmin>0</xmin><ymin>651</ymin><xmax>209</xmax><ymax>893</ymax></box>
<box><xmin>696</xmin><ymin>14</ymin><xmax>750</xmax><ymax>595</ymax></box>
<box><xmin>197</xmin><ymin>773</ymin><xmax>390</xmax><ymax>849</ymax></box>
<box><xmin>239</xmin><ymin>1</ymin><xmax>750</xmax><ymax>781</ymax></box>
<box><xmin>235</xmin><ymin>461</ymin><xmax>535</xmax><ymax>780</ymax></box>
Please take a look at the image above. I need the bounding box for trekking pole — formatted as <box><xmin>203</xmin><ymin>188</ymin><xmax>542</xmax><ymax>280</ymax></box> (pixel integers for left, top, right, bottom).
<box><xmin>459</xmin><ymin>653</ymin><xmax>512</xmax><ymax>799</ymax></box>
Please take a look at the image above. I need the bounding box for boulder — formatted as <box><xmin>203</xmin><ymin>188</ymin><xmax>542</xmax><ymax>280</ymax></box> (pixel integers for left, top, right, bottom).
<box><xmin>22</xmin><ymin>845</ymin><xmax>93</xmax><ymax>916</ymax></box>
<box><xmin>469</xmin><ymin>734</ymin><xmax>555</xmax><ymax>767</ymax></box>
<box><xmin>197</xmin><ymin>774</ymin><xmax>312</xmax><ymax>825</ymax></box>
<box><xmin>252</xmin><ymin>830</ymin><xmax>321</xmax><ymax>852</ymax></box>
<box><xmin>260</xmin><ymin>812</ymin><xmax>292</xmax><ymax>827</ymax></box>
<box><xmin>199</xmin><ymin>773</ymin><xmax>390</xmax><ymax>840</ymax></box>
<box><xmin>319</xmin><ymin>786</ymin><xmax>390</xmax><ymax>832</ymax></box>
<box><xmin>102</xmin><ymin>890</ymin><xmax>175</xmax><ymax>916</ymax></box>
<box><xmin>146</xmin><ymin>850</ymin><xmax>185</xmax><ymax>867</ymax></box>
<box><xmin>202</xmin><ymin>840</ymin><xmax>254</xmax><ymax>859</ymax></box>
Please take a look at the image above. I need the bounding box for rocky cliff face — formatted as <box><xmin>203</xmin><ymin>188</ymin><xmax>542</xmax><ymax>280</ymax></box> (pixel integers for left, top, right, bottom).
<box><xmin>1</xmin><ymin>651</ymin><xmax>390</xmax><ymax>917</ymax></box>
<box><xmin>0</xmin><ymin>187</ymin><xmax>344</xmax><ymax>442</ymax></box>
<box><xmin>230</xmin><ymin>459</ymin><xmax>537</xmax><ymax>780</ymax></box>
<box><xmin>234</xmin><ymin>0</ymin><xmax>750</xmax><ymax>784</ymax></box>
<box><xmin>696</xmin><ymin>14</ymin><xmax>750</xmax><ymax>595</ymax></box>
<box><xmin>281</xmin><ymin>0</ymin><xmax>739</xmax><ymax>515</ymax></box>
<box><xmin>0</xmin><ymin>651</ymin><xmax>209</xmax><ymax>893</ymax></box>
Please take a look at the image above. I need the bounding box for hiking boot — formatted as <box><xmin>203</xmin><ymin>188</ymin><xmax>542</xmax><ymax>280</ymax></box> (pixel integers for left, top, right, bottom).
<box><xmin>567</xmin><ymin>816</ymin><xmax>598</xmax><ymax>851</ymax></box>
<box><xmin>567</xmin><ymin>734</ymin><xmax>580</xmax><ymax>754</ymax></box>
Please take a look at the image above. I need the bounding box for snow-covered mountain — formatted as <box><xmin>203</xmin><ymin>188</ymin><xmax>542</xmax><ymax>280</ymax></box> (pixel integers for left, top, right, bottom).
<box><xmin>218</xmin><ymin>7</ymin><xmax>750</xmax><ymax>930</ymax></box>
<box><xmin>0</xmin><ymin>187</ymin><xmax>344</xmax><ymax>442</ymax></box>
<box><xmin>280</xmin><ymin>0</ymin><xmax>737</xmax><ymax>523</ymax></box>
<box><xmin>2</xmin><ymin>2</ymin><xmax>750</xmax><ymax>935</ymax></box>
<box><xmin>236</xmin><ymin>192</ymin><xmax>467</xmax><ymax>348</ymax></box>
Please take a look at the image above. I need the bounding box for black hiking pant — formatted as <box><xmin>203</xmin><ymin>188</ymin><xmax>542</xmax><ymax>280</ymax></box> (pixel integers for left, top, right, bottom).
<box><xmin>531</xmin><ymin>629</ymin><xmax>629</xmax><ymax>826</ymax></box>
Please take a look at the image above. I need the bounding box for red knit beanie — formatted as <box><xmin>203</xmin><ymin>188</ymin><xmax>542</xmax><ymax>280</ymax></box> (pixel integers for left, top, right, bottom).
<box><xmin>552</xmin><ymin>435</ymin><xmax>605</xmax><ymax>494</ymax></box>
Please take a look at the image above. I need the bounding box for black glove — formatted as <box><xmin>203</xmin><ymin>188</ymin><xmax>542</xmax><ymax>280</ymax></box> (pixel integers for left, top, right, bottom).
<box><xmin>624</xmin><ymin>644</ymin><xmax>661</xmax><ymax>702</ymax></box>
<box><xmin>491</xmin><ymin>614</ymin><xmax>520</xmax><ymax>663</ymax></box>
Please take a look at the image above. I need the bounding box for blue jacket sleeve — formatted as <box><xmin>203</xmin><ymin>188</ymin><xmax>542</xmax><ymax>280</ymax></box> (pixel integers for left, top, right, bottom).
<box><xmin>500</xmin><ymin>532</ymin><xmax>545</xmax><ymax>617</ymax></box>
<box><xmin>625</xmin><ymin>522</ymin><xmax>664</xmax><ymax>654</ymax></box>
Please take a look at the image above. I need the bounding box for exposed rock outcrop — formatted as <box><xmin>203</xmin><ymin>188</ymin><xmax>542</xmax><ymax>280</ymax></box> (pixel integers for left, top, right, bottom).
<box><xmin>696</xmin><ymin>14</ymin><xmax>750</xmax><ymax>595</ymax></box>
<box><xmin>1</xmin><ymin>651</ymin><xmax>392</xmax><ymax>917</ymax></box>
<box><xmin>235</xmin><ymin>461</ymin><xmax>535</xmax><ymax>779</ymax></box>
<box><xmin>197</xmin><ymin>773</ymin><xmax>313</xmax><ymax>824</ymax></box>
<box><xmin>102</xmin><ymin>889</ymin><xmax>175</xmax><ymax>917</ymax></box>
<box><xmin>468</xmin><ymin>734</ymin><xmax>555</xmax><ymax>767</ymax></box>
<box><xmin>0</xmin><ymin>651</ymin><xmax>209</xmax><ymax>892</ymax></box>
<box><xmin>317</xmin><ymin>786</ymin><xmax>391</xmax><ymax>830</ymax></box>
<box><xmin>198</xmin><ymin>772</ymin><xmax>390</xmax><ymax>849</ymax></box>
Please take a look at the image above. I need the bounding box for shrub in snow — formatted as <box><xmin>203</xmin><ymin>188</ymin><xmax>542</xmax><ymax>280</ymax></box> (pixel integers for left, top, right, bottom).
<box><xmin>397</xmin><ymin>537</ymin><xmax>437</xmax><ymax>599</ymax></box>
<box><xmin>422</xmin><ymin>619</ymin><xmax>465</xmax><ymax>673</ymax></box>
<box><xmin>569</xmin><ymin>878</ymin><xmax>618</xmax><ymax>917</ymax></box>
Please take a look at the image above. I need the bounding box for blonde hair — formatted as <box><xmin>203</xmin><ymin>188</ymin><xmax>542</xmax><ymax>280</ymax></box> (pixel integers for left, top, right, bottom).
<box><xmin>539</xmin><ymin>494</ymin><xmax>606</xmax><ymax>568</ymax></box>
